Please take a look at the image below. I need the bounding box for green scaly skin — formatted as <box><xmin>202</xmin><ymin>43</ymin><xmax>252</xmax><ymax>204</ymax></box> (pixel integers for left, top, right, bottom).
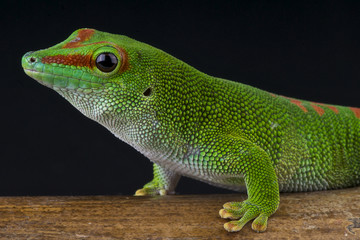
<box><xmin>22</xmin><ymin>29</ymin><xmax>360</xmax><ymax>233</ymax></box>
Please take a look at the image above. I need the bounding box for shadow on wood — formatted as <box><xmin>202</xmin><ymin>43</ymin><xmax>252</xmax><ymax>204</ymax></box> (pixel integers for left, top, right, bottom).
<box><xmin>0</xmin><ymin>187</ymin><xmax>359</xmax><ymax>239</ymax></box>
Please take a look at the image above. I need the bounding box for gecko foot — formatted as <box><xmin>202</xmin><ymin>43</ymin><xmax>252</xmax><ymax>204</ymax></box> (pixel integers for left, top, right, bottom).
<box><xmin>134</xmin><ymin>188</ymin><xmax>168</xmax><ymax>196</ymax></box>
<box><xmin>220</xmin><ymin>200</ymin><xmax>269</xmax><ymax>232</ymax></box>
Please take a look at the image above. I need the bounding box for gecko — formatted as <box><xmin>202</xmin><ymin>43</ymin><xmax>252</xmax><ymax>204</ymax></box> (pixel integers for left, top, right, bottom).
<box><xmin>22</xmin><ymin>29</ymin><xmax>360</xmax><ymax>232</ymax></box>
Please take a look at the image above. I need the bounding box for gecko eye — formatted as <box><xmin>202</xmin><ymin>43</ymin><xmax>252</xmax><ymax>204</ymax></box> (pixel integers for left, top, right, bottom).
<box><xmin>95</xmin><ymin>53</ymin><xmax>118</xmax><ymax>72</ymax></box>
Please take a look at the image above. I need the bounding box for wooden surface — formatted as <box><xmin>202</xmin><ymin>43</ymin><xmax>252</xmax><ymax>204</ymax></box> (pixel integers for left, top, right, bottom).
<box><xmin>0</xmin><ymin>187</ymin><xmax>359</xmax><ymax>239</ymax></box>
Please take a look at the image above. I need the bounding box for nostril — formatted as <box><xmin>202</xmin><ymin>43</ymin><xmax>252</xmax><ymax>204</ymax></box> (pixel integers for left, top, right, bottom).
<box><xmin>22</xmin><ymin>51</ymin><xmax>38</xmax><ymax>68</ymax></box>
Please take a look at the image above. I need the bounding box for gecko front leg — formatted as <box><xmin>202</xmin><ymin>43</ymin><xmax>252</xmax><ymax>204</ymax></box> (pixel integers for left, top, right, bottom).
<box><xmin>135</xmin><ymin>163</ymin><xmax>180</xmax><ymax>196</ymax></box>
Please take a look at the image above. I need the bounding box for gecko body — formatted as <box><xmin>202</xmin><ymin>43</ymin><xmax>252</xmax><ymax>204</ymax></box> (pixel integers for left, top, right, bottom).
<box><xmin>22</xmin><ymin>29</ymin><xmax>360</xmax><ymax>232</ymax></box>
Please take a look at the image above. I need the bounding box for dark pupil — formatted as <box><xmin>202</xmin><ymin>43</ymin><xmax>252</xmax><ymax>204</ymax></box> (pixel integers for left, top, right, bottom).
<box><xmin>95</xmin><ymin>53</ymin><xmax>118</xmax><ymax>72</ymax></box>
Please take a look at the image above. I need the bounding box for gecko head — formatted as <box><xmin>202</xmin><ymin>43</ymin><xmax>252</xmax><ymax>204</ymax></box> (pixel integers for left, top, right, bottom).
<box><xmin>22</xmin><ymin>28</ymin><xmax>166</xmax><ymax>126</ymax></box>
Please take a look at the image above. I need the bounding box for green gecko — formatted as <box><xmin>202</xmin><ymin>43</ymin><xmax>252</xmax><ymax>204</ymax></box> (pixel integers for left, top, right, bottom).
<box><xmin>22</xmin><ymin>29</ymin><xmax>360</xmax><ymax>233</ymax></box>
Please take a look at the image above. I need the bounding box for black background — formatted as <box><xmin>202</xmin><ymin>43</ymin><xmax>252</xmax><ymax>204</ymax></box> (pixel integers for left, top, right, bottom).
<box><xmin>2</xmin><ymin>0</ymin><xmax>360</xmax><ymax>196</ymax></box>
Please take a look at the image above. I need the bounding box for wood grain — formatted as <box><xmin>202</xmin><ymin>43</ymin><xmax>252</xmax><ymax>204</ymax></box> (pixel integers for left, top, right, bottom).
<box><xmin>0</xmin><ymin>187</ymin><xmax>359</xmax><ymax>239</ymax></box>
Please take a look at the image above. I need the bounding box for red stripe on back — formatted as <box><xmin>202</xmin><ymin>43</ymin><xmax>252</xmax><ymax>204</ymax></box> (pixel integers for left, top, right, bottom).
<box><xmin>349</xmin><ymin>107</ymin><xmax>360</xmax><ymax>119</ymax></box>
<box><xmin>282</xmin><ymin>96</ymin><xmax>308</xmax><ymax>113</ymax></box>
<box><xmin>310</xmin><ymin>103</ymin><xmax>325</xmax><ymax>116</ymax></box>
<box><xmin>326</xmin><ymin>105</ymin><xmax>339</xmax><ymax>114</ymax></box>
<box><xmin>291</xmin><ymin>99</ymin><xmax>308</xmax><ymax>112</ymax></box>
<box><xmin>316</xmin><ymin>103</ymin><xmax>339</xmax><ymax>114</ymax></box>
<box><xmin>285</xmin><ymin>98</ymin><xmax>308</xmax><ymax>113</ymax></box>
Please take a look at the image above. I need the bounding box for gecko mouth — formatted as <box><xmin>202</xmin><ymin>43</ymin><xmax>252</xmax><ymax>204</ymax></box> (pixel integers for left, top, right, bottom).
<box><xmin>24</xmin><ymin>68</ymin><xmax>57</xmax><ymax>89</ymax></box>
<box><xmin>23</xmin><ymin>66</ymin><xmax>104</xmax><ymax>93</ymax></box>
<box><xmin>22</xmin><ymin>51</ymin><xmax>105</xmax><ymax>93</ymax></box>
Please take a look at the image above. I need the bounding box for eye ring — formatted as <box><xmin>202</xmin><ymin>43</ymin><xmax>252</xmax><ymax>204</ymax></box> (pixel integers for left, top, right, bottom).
<box><xmin>95</xmin><ymin>52</ymin><xmax>118</xmax><ymax>72</ymax></box>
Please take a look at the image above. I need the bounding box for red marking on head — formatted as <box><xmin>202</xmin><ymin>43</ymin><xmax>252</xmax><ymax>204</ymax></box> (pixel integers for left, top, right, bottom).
<box><xmin>316</xmin><ymin>103</ymin><xmax>339</xmax><ymax>114</ymax></box>
<box><xmin>350</xmin><ymin>107</ymin><xmax>360</xmax><ymax>119</ymax></box>
<box><xmin>42</xmin><ymin>47</ymin><xmax>129</xmax><ymax>73</ymax></box>
<box><xmin>118</xmin><ymin>47</ymin><xmax>130</xmax><ymax>72</ymax></box>
<box><xmin>42</xmin><ymin>54</ymin><xmax>93</xmax><ymax>68</ymax></box>
<box><xmin>310</xmin><ymin>103</ymin><xmax>325</xmax><ymax>116</ymax></box>
<box><xmin>52</xmin><ymin>29</ymin><xmax>131</xmax><ymax>72</ymax></box>
<box><xmin>63</xmin><ymin>29</ymin><xmax>95</xmax><ymax>49</ymax></box>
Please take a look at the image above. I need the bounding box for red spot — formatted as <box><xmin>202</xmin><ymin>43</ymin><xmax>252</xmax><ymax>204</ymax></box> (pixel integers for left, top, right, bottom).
<box><xmin>350</xmin><ymin>107</ymin><xmax>360</xmax><ymax>119</ymax></box>
<box><xmin>63</xmin><ymin>29</ymin><xmax>95</xmax><ymax>49</ymax></box>
<box><xmin>310</xmin><ymin>103</ymin><xmax>325</xmax><ymax>116</ymax></box>
<box><xmin>42</xmin><ymin>54</ymin><xmax>93</xmax><ymax>68</ymax></box>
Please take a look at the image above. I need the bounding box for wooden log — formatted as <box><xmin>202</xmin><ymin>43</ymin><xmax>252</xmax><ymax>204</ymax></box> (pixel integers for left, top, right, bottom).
<box><xmin>0</xmin><ymin>187</ymin><xmax>359</xmax><ymax>239</ymax></box>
